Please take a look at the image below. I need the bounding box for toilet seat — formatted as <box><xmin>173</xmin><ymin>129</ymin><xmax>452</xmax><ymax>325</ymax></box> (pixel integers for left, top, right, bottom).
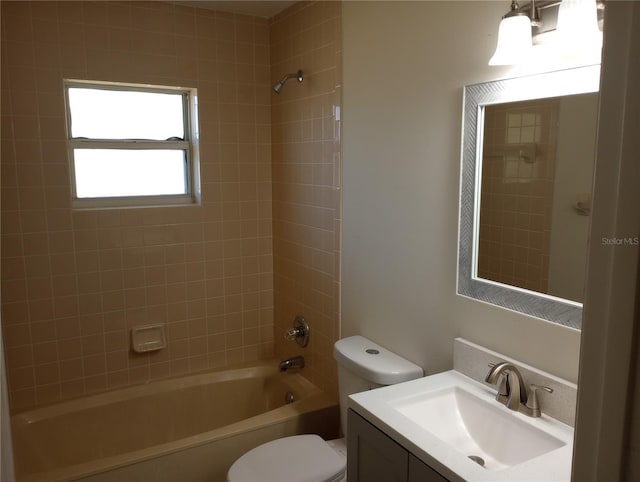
<box><xmin>226</xmin><ymin>434</ymin><xmax>346</xmax><ymax>482</ymax></box>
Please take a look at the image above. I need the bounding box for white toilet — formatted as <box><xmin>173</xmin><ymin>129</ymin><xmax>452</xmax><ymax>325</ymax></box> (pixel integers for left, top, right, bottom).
<box><xmin>226</xmin><ymin>335</ymin><xmax>424</xmax><ymax>482</ymax></box>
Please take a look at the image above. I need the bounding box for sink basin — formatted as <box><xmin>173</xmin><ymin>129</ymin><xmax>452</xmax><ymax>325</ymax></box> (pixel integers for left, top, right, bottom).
<box><xmin>390</xmin><ymin>386</ymin><xmax>565</xmax><ymax>470</ymax></box>
<box><xmin>349</xmin><ymin>370</ymin><xmax>574</xmax><ymax>481</ymax></box>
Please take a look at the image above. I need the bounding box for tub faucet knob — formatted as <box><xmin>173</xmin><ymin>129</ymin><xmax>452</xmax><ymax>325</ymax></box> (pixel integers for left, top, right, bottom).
<box><xmin>283</xmin><ymin>315</ymin><xmax>310</xmax><ymax>347</ymax></box>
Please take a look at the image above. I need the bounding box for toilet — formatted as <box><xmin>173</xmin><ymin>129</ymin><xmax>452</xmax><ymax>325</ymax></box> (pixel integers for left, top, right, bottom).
<box><xmin>226</xmin><ymin>335</ymin><xmax>424</xmax><ymax>482</ymax></box>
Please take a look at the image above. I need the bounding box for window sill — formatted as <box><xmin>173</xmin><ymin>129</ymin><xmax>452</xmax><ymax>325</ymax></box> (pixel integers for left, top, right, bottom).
<box><xmin>71</xmin><ymin>194</ymin><xmax>197</xmax><ymax>210</ymax></box>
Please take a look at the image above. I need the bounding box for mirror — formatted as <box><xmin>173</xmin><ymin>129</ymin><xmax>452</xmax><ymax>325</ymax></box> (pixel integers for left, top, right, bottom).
<box><xmin>458</xmin><ymin>65</ymin><xmax>600</xmax><ymax>329</ymax></box>
<box><xmin>479</xmin><ymin>93</ymin><xmax>598</xmax><ymax>302</ymax></box>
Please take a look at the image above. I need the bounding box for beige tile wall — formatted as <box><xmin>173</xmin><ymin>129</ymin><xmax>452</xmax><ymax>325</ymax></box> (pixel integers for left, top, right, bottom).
<box><xmin>269</xmin><ymin>1</ymin><xmax>342</xmax><ymax>397</ymax></box>
<box><xmin>477</xmin><ymin>99</ymin><xmax>559</xmax><ymax>294</ymax></box>
<box><xmin>1</xmin><ymin>1</ymin><xmax>274</xmax><ymax>410</ymax></box>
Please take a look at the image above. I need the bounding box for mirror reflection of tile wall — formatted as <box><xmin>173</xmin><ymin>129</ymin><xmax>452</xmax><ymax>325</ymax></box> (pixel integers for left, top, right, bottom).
<box><xmin>478</xmin><ymin>99</ymin><xmax>559</xmax><ymax>295</ymax></box>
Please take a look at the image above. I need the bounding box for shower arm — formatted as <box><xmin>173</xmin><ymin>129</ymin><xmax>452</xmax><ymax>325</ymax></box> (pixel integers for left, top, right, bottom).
<box><xmin>279</xmin><ymin>70</ymin><xmax>304</xmax><ymax>84</ymax></box>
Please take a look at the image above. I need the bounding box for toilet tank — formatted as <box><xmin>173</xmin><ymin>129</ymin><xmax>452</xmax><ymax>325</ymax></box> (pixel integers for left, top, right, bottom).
<box><xmin>332</xmin><ymin>336</ymin><xmax>423</xmax><ymax>436</ymax></box>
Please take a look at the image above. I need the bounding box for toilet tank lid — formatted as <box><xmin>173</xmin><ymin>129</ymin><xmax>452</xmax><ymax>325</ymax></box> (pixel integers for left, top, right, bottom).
<box><xmin>333</xmin><ymin>336</ymin><xmax>423</xmax><ymax>385</ymax></box>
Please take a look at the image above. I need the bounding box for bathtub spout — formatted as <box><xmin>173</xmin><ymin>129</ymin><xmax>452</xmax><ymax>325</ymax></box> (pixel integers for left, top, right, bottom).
<box><xmin>279</xmin><ymin>356</ymin><xmax>305</xmax><ymax>372</ymax></box>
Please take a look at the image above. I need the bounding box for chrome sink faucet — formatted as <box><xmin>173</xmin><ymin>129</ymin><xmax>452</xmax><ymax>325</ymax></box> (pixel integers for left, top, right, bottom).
<box><xmin>485</xmin><ymin>362</ymin><xmax>553</xmax><ymax>417</ymax></box>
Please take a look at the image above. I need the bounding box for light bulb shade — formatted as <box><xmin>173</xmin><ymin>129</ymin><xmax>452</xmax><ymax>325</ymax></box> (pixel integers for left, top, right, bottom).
<box><xmin>556</xmin><ymin>0</ymin><xmax>602</xmax><ymax>63</ymax></box>
<box><xmin>489</xmin><ymin>15</ymin><xmax>533</xmax><ymax>66</ymax></box>
<box><xmin>557</xmin><ymin>0</ymin><xmax>600</xmax><ymax>40</ymax></box>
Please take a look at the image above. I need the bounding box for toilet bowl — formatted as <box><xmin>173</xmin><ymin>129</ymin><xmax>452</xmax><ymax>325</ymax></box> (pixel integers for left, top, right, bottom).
<box><xmin>226</xmin><ymin>336</ymin><xmax>423</xmax><ymax>482</ymax></box>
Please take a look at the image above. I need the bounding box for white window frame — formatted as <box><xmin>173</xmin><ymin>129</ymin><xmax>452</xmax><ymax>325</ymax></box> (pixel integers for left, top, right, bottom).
<box><xmin>64</xmin><ymin>79</ymin><xmax>200</xmax><ymax>208</ymax></box>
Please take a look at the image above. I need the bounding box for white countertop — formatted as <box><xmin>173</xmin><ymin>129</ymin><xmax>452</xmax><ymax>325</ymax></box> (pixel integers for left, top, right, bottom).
<box><xmin>349</xmin><ymin>370</ymin><xmax>574</xmax><ymax>482</ymax></box>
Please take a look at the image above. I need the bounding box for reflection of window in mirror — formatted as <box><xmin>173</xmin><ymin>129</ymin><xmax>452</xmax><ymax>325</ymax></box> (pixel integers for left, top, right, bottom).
<box><xmin>477</xmin><ymin>93</ymin><xmax>598</xmax><ymax>303</ymax></box>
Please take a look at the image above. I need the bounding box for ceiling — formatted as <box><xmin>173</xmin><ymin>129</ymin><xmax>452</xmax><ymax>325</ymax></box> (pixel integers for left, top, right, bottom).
<box><xmin>172</xmin><ymin>1</ymin><xmax>296</xmax><ymax>18</ymax></box>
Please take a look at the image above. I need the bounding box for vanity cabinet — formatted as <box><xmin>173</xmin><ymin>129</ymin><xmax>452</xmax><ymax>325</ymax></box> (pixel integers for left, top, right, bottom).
<box><xmin>347</xmin><ymin>409</ymin><xmax>448</xmax><ymax>482</ymax></box>
<box><xmin>408</xmin><ymin>454</ymin><xmax>448</xmax><ymax>482</ymax></box>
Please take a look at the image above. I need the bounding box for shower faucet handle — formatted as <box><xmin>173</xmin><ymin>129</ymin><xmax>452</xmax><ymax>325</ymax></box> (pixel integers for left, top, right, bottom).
<box><xmin>283</xmin><ymin>315</ymin><xmax>310</xmax><ymax>348</ymax></box>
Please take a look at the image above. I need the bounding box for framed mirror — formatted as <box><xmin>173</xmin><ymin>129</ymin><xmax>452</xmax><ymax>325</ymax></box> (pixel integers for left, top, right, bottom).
<box><xmin>457</xmin><ymin>65</ymin><xmax>600</xmax><ymax>329</ymax></box>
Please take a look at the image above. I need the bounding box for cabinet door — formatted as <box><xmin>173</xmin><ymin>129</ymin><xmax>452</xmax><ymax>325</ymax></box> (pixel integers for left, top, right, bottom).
<box><xmin>408</xmin><ymin>454</ymin><xmax>449</xmax><ymax>482</ymax></box>
<box><xmin>347</xmin><ymin>409</ymin><xmax>409</xmax><ymax>482</ymax></box>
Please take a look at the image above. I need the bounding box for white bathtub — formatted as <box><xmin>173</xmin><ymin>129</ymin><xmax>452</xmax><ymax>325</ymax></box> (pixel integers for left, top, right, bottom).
<box><xmin>11</xmin><ymin>361</ymin><xmax>339</xmax><ymax>482</ymax></box>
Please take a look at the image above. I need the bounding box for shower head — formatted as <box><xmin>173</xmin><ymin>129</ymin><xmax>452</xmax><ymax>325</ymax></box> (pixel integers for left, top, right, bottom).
<box><xmin>272</xmin><ymin>81</ymin><xmax>285</xmax><ymax>94</ymax></box>
<box><xmin>272</xmin><ymin>70</ymin><xmax>304</xmax><ymax>94</ymax></box>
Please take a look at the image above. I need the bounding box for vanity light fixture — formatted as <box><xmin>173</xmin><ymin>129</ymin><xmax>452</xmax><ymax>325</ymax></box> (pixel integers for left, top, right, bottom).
<box><xmin>489</xmin><ymin>0</ymin><xmax>603</xmax><ymax>66</ymax></box>
<box><xmin>489</xmin><ymin>0</ymin><xmax>536</xmax><ymax>66</ymax></box>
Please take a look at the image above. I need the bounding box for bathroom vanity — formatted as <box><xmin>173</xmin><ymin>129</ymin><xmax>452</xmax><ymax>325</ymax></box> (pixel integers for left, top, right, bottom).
<box><xmin>347</xmin><ymin>339</ymin><xmax>576</xmax><ymax>482</ymax></box>
<box><xmin>348</xmin><ymin>409</ymin><xmax>446</xmax><ymax>482</ymax></box>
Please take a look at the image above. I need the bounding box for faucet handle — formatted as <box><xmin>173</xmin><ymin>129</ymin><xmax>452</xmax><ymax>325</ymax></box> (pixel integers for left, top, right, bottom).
<box><xmin>284</xmin><ymin>327</ymin><xmax>302</xmax><ymax>340</ymax></box>
<box><xmin>525</xmin><ymin>384</ymin><xmax>554</xmax><ymax>417</ymax></box>
<box><xmin>283</xmin><ymin>315</ymin><xmax>309</xmax><ymax>347</ymax></box>
<box><xmin>485</xmin><ymin>362</ymin><xmax>498</xmax><ymax>379</ymax></box>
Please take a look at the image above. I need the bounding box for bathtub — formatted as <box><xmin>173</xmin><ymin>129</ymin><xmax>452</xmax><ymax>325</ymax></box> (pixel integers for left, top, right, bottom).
<box><xmin>11</xmin><ymin>361</ymin><xmax>339</xmax><ymax>482</ymax></box>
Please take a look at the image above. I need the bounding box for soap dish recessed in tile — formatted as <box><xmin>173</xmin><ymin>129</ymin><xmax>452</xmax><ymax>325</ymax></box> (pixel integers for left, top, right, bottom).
<box><xmin>131</xmin><ymin>324</ymin><xmax>166</xmax><ymax>353</ymax></box>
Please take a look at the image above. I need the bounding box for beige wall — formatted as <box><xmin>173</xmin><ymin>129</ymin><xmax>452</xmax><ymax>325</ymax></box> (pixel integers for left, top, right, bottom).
<box><xmin>270</xmin><ymin>1</ymin><xmax>342</xmax><ymax>396</ymax></box>
<box><xmin>342</xmin><ymin>1</ymin><xmax>581</xmax><ymax>382</ymax></box>
<box><xmin>1</xmin><ymin>1</ymin><xmax>274</xmax><ymax>410</ymax></box>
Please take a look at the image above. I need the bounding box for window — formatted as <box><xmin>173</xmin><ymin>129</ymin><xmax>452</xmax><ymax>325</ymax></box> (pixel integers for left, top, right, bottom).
<box><xmin>64</xmin><ymin>80</ymin><xmax>199</xmax><ymax>207</ymax></box>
